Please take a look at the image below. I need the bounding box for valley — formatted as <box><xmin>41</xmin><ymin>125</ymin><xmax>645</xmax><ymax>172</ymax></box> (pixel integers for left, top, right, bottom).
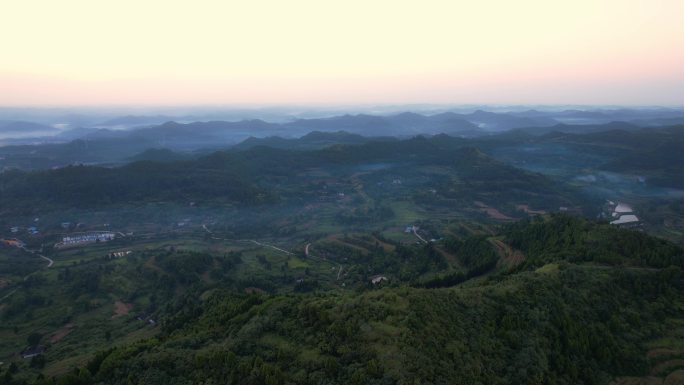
<box><xmin>0</xmin><ymin>110</ymin><xmax>683</xmax><ymax>385</ymax></box>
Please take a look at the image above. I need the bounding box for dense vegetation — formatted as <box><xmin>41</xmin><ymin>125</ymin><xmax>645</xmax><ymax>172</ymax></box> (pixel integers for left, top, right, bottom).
<box><xmin>0</xmin><ymin>136</ymin><xmax>586</xmax><ymax>218</ymax></box>
<box><xmin>505</xmin><ymin>215</ymin><xmax>684</xmax><ymax>269</ymax></box>
<box><xmin>2</xmin><ymin>215</ymin><xmax>683</xmax><ymax>385</ymax></box>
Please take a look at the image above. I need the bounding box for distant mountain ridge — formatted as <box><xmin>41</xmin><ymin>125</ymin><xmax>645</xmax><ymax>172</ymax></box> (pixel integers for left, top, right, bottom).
<box><xmin>5</xmin><ymin>107</ymin><xmax>684</xmax><ymax>148</ymax></box>
<box><xmin>233</xmin><ymin>130</ymin><xmax>397</xmax><ymax>150</ymax></box>
<box><xmin>1</xmin><ymin>120</ymin><xmax>683</xmax><ymax>171</ymax></box>
<box><xmin>0</xmin><ymin>121</ymin><xmax>56</xmax><ymax>135</ymax></box>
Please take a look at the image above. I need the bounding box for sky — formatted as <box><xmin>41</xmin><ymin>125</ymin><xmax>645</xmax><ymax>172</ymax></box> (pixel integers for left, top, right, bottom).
<box><xmin>1</xmin><ymin>0</ymin><xmax>683</xmax><ymax>106</ymax></box>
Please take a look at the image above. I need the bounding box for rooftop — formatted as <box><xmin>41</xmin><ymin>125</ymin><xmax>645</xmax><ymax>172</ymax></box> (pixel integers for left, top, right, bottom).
<box><xmin>614</xmin><ymin>203</ymin><xmax>634</xmax><ymax>214</ymax></box>
<box><xmin>611</xmin><ymin>215</ymin><xmax>639</xmax><ymax>225</ymax></box>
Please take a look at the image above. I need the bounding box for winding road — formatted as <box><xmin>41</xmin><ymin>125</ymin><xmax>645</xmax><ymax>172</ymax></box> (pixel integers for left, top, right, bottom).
<box><xmin>39</xmin><ymin>254</ymin><xmax>54</xmax><ymax>268</ymax></box>
<box><xmin>0</xmin><ymin>247</ymin><xmax>54</xmax><ymax>303</ymax></box>
<box><xmin>412</xmin><ymin>227</ymin><xmax>428</xmax><ymax>244</ymax></box>
<box><xmin>202</xmin><ymin>224</ymin><xmax>344</xmax><ymax>282</ymax></box>
<box><xmin>22</xmin><ymin>247</ymin><xmax>54</xmax><ymax>268</ymax></box>
<box><xmin>305</xmin><ymin>242</ymin><xmax>344</xmax><ymax>281</ymax></box>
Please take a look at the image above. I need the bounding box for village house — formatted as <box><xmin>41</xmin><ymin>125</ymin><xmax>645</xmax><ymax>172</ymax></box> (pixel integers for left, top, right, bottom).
<box><xmin>21</xmin><ymin>345</ymin><xmax>46</xmax><ymax>359</ymax></box>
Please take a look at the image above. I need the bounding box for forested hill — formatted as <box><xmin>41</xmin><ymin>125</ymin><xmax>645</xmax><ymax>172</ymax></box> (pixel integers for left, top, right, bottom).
<box><xmin>0</xmin><ymin>135</ymin><xmax>575</xmax><ymax>215</ymax></box>
<box><xmin>531</xmin><ymin>125</ymin><xmax>684</xmax><ymax>188</ymax></box>
<box><xmin>24</xmin><ymin>215</ymin><xmax>684</xmax><ymax>385</ymax></box>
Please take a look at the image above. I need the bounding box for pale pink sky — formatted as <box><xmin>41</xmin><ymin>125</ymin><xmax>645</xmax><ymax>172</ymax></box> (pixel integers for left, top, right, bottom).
<box><xmin>1</xmin><ymin>0</ymin><xmax>683</xmax><ymax>106</ymax></box>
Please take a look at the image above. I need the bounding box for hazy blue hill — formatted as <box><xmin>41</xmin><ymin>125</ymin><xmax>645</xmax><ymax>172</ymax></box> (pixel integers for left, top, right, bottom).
<box><xmin>233</xmin><ymin>131</ymin><xmax>397</xmax><ymax>151</ymax></box>
<box><xmin>507</xmin><ymin>109</ymin><xmax>554</xmax><ymax>117</ymax></box>
<box><xmin>55</xmin><ymin>127</ymin><xmax>122</xmax><ymax>140</ymax></box>
<box><xmin>232</xmin><ymin>135</ymin><xmax>295</xmax><ymax>150</ymax></box>
<box><xmin>463</xmin><ymin>109</ymin><xmax>559</xmax><ymax>130</ymax></box>
<box><xmin>547</xmin><ymin>108</ymin><xmax>684</xmax><ymax>125</ymax></box>
<box><xmin>422</xmin><ymin>112</ymin><xmax>482</xmax><ymax>134</ymax></box>
<box><xmin>385</xmin><ymin>111</ymin><xmax>437</xmax><ymax>130</ymax></box>
<box><xmin>284</xmin><ymin>114</ymin><xmax>394</xmax><ymax>135</ymax></box>
<box><xmin>0</xmin><ymin>135</ymin><xmax>580</xmax><ymax>215</ymax></box>
<box><xmin>386</xmin><ymin>111</ymin><xmax>428</xmax><ymax>123</ymax></box>
<box><xmin>2</xmin><ymin>115</ymin><xmax>681</xmax><ymax>173</ymax></box>
<box><xmin>125</xmin><ymin>120</ymin><xmax>283</xmax><ymax>149</ymax></box>
<box><xmin>133</xmin><ymin>120</ymin><xmax>278</xmax><ymax>138</ymax></box>
<box><xmin>629</xmin><ymin>116</ymin><xmax>684</xmax><ymax>127</ymax></box>
<box><xmin>546</xmin><ymin>126</ymin><xmax>682</xmax><ymax>148</ymax></box>
<box><xmin>599</xmin><ymin>129</ymin><xmax>684</xmax><ymax>188</ymax></box>
<box><xmin>517</xmin><ymin>121</ymin><xmax>641</xmax><ymax>135</ymax></box>
<box><xmin>129</xmin><ymin>148</ymin><xmax>190</xmax><ymax>162</ymax></box>
<box><xmin>283</xmin><ymin>112</ymin><xmax>487</xmax><ymax>136</ymax></box>
<box><xmin>0</xmin><ymin>137</ymin><xmax>157</xmax><ymax>169</ymax></box>
<box><xmin>0</xmin><ymin>120</ymin><xmax>56</xmax><ymax>134</ymax></box>
<box><xmin>500</xmin><ymin>124</ymin><xmax>684</xmax><ymax>188</ymax></box>
<box><xmin>300</xmin><ymin>130</ymin><xmax>367</xmax><ymax>142</ymax></box>
<box><xmin>99</xmin><ymin>115</ymin><xmax>194</xmax><ymax>127</ymax></box>
<box><xmin>556</xmin><ymin>109</ymin><xmax>611</xmax><ymax>120</ymax></box>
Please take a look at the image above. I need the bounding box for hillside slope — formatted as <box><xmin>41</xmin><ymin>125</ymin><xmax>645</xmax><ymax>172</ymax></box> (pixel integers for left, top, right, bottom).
<box><xmin>10</xmin><ymin>216</ymin><xmax>682</xmax><ymax>385</ymax></box>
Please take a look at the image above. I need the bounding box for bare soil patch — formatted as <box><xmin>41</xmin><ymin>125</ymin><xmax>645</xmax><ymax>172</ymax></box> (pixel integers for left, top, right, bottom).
<box><xmin>652</xmin><ymin>359</ymin><xmax>684</xmax><ymax>376</ymax></box>
<box><xmin>244</xmin><ymin>287</ymin><xmax>266</xmax><ymax>294</ymax></box>
<box><xmin>648</xmin><ymin>348</ymin><xmax>681</xmax><ymax>360</ymax></box>
<box><xmin>474</xmin><ymin>201</ymin><xmax>514</xmax><ymax>220</ymax></box>
<box><xmin>516</xmin><ymin>204</ymin><xmax>547</xmax><ymax>215</ymax></box>
<box><xmin>490</xmin><ymin>239</ymin><xmax>525</xmax><ymax>269</ymax></box>
<box><xmin>113</xmin><ymin>300</ymin><xmax>133</xmax><ymax>317</ymax></box>
<box><xmin>609</xmin><ymin>376</ymin><xmax>662</xmax><ymax>385</ymax></box>
<box><xmin>50</xmin><ymin>323</ymin><xmax>75</xmax><ymax>343</ymax></box>
<box><xmin>664</xmin><ymin>369</ymin><xmax>684</xmax><ymax>385</ymax></box>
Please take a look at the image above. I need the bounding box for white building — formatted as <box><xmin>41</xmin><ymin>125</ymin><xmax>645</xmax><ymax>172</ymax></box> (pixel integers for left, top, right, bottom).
<box><xmin>610</xmin><ymin>215</ymin><xmax>639</xmax><ymax>226</ymax></box>
<box><xmin>62</xmin><ymin>232</ymin><xmax>115</xmax><ymax>245</ymax></box>
<box><xmin>614</xmin><ymin>203</ymin><xmax>634</xmax><ymax>214</ymax></box>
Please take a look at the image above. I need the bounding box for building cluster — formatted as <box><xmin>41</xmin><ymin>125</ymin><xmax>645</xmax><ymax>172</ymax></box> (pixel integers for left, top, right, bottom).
<box><xmin>8</xmin><ymin>225</ymin><xmax>40</xmax><ymax>235</ymax></box>
<box><xmin>61</xmin><ymin>232</ymin><xmax>115</xmax><ymax>246</ymax></box>
<box><xmin>607</xmin><ymin>201</ymin><xmax>640</xmax><ymax>227</ymax></box>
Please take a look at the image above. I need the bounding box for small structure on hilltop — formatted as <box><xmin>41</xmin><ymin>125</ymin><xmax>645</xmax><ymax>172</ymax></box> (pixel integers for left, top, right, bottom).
<box><xmin>370</xmin><ymin>275</ymin><xmax>388</xmax><ymax>285</ymax></box>
<box><xmin>21</xmin><ymin>345</ymin><xmax>46</xmax><ymax>359</ymax></box>
<box><xmin>108</xmin><ymin>250</ymin><xmax>132</xmax><ymax>258</ymax></box>
<box><xmin>611</xmin><ymin>214</ymin><xmax>640</xmax><ymax>227</ymax></box>
<box><xmin>614</xmin><ymin>203</ymin><xmax>634</xmax><ymax>214</ymax></box>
